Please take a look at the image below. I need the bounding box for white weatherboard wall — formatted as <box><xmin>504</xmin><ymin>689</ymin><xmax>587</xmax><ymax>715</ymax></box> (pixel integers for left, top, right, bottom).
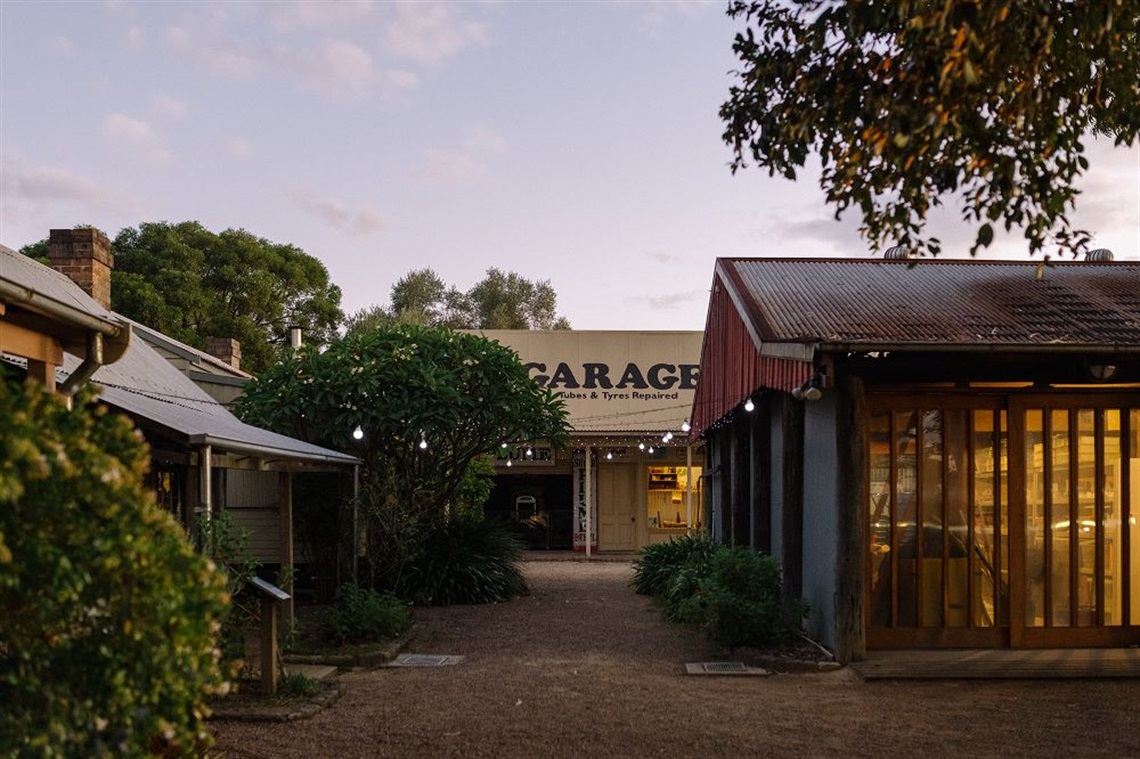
<box><xmin>801</xmin><ymin>394</ymin><xmax>841</xmax><ymax>651</ymax></box>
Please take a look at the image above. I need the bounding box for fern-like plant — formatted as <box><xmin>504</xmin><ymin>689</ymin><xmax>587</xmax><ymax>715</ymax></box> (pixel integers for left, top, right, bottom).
<box><xmin>397</xmin><ymin>516</ymin><xmax>527</xmax><ymax>605</ymax></box>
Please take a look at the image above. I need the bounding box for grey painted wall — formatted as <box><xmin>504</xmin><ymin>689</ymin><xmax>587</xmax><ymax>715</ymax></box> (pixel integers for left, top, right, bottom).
<box><xmin>768</xmin><ymin>395</ymin><xmax>786</xmax><ymax>566</ymax></box>
<box><xmin>801</xmin><ymin>394</ymin><xmax>840</xmax><ymax>650</ymax></box>
<box><xmin>707</xmin><ymin>439</ymin><xmax>725</xmax><ymax>543</ymax></box>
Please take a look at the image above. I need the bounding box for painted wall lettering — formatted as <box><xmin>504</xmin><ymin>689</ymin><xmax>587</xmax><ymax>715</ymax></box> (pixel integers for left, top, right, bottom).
<box><xmin>525</xmin><ymin>361</ymin><xmax>700</xmax><ymax>391</ymax></box>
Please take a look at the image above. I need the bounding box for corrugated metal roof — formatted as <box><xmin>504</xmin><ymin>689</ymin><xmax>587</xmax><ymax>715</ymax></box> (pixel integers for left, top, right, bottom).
<box><xmin>0</xmin><ymin>243</ymin><xmax>120</xmax><ymax>325</ymax></box>
<box><xmin>68</xmin><ymin>339</ymin><xmax>358</xmax><ymax>465</ymax></box>
<box><xmin>720</xmin><ymin>258</ymin><xmax>1140</xmax><ymax>348</ymax></box>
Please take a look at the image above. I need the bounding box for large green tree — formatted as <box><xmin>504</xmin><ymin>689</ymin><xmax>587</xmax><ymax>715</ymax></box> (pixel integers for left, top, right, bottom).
<box><xmin>0</xmin><ymin>377</ymin><xmax>230</xmax><ymax>757</ymax></box>
<box><xmin>345</xmin><ymin>267</ymin><xmax>571</xmax><ymax>334</ymax></box>
<box><xmin>721</xmin><ymin>1</ymin><xmax>1140</xmax><ymax>257</ymax></box>
<box><xmin>22</xmin><ymin>222</ymin><xmax>344</xmax><ymax>373</ymax></box>
<box><xmin>234</xmin><ymin>325</ymin><xmax>568</xmax><ymax>587</ymax></box>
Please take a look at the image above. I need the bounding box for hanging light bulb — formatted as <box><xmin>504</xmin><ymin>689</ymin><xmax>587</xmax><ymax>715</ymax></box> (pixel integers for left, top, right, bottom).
<box><xmin>525</xmin><ymin>447</ymin><xmax>533</xmax><ymax>458</ymax></box>
<box><xmin>352</xmin><ymin>425</ymin><xmax>364</xmax><ymax>440</ymax></box>
<box><xmin>506</xmin><ymin>458</ymin><xmax>512</xmax><ymax>467</ymax></box>
<box><xmin>418</xmin><ymin>431</ymin><xmax>428</xmax><ymax>450</ymax></box>
<box><xmin>638</xmin><ymin>442</ymin><xmax>645</xmax><ymax>451</ymax></box>
<box><xmin>606</xmin><ymin>450</ymin><xmax>613</xmax><ymax>460</ymax></box>
<box><xmin>500</xmin><ymin>442</ymin><xmax>508</xmax><ymax>449</ymax></box>
<box><xmin>744</xmin><ymin>398</ymin><xmax>755</xmax><ymax>412</ymax></box>
<box><xmin>681</xmin><ymin>420</ymin><xmax>691</xmax><ymax>433</ymax></box>
<box><xmin>648</xmin><ymin>445</ymin><xmax>655</xmax><ymax>454</ymax></box>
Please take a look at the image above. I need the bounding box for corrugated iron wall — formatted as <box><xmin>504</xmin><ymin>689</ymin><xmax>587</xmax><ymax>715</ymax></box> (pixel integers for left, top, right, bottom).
<box><xmin>690</xmin><ymin>272</ymin><xmax>813</xmax><ymax>439</ymax></box>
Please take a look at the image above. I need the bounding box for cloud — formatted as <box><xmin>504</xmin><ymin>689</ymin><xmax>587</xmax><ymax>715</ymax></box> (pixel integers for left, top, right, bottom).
<box><xmin>769</xmin><ymin>212</ymin><xmax>865</xmax><ymax>255</ymax></box>
<box><xmin>269</xmin><ymin>0</ymin><xmax>377</xmax><ymax>32</ymax></box>
<box><xmin>0</xmin><ymin>163</ymin><xmax>140</xmax><ymax>223</ymax></box>
<box><xmin>126</xmin><ymin>26</ymin><xmax>145</xmax><ymax>51</ymax></box>
<box><xmin>277</xmin><ymin>38</ymin><xmax>376</xmax><ymax>97</ymax></box>
<box><xmin>8</xmin><ymin>165</ymin><xmax>109</xmax><ymax>205</ymax></box>
<box><xmin>102</xmin><ymin>113</ymin><xmax>171</xmax><ymax>163</ymax></box>
<box><xmin>228</xmin><ymin>138</ymin><xmax>253</xmax><ymax>160</ymax></box>
<box><xmin>288</xmin><ymin>187</ymin><xmax>386</xmax><ymax>236</ymax></box>
<box><xmin>644</xmin><ymin>250</ymin><xmax>684</xmax><ymax>264</ymax></box>
<box><xmin>152</xmin><ymin>94</ymin><xmax>188</xmax><ymax>119</ymax></box>
<box><xmin>381</xmin><ymin>3</ymin><xmax>490</xmax><ymax>65</ymax></box>
<box><xmin>415</xmin><ymin>149</ymin><xmax>486</xmax><ymax>183</ymax></box>
<box><xmin>164</xmin><ymin>24</ymin><xmax>258</xmax><ymax>79</ymax></box>
<box><xmin>641</xmin><ymin>289</ymin><xmax>708</xmax><ymax>311</ymax></box>
<box><xmin>47</xmin><ymin>35</ymin><xmax>74</xmax><ymax>56</ymax></box>
<box><xmin>415</xmin><ymin>127</ymin><xmax>506</xmax><ymax>183</ymax></box>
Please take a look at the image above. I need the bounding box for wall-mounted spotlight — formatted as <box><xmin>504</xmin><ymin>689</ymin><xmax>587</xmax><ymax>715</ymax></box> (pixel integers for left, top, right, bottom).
<box><xmin>1088</xmin><ymin>361</ymin><xmax>1118</xmax><ymax>382</ymax></box>
<box><xmin>791</xmin><ymin>375</ymin><xmax>823</xmax><ymax>401</ymax></box>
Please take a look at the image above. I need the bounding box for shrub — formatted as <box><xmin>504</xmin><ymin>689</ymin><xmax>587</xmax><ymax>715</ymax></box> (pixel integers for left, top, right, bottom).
<box><xmin>197</xmin><ymin>510</ymin><xmax>262</xmax><ymax>667</ymax></box>
<box><xmin>691</xmin><ymin>547</ymin><xmax>808</xmax><ymax>650</ymax></box>
<box><xmin>325</xmin><ymin>584</ymin><xmax>410</xmax><ymax>645</ymax></box>
<box><xmin>279</xmin><ymin>672</ymin><xmax>321</xmax><ymax>698</ymax></box>
<box><xmin>0</xmin><ymin>379</ymin><xmax>230</xmax><ymax>757</ymax></box>
<box><xmin>631</xmin><ymin>534</ymin><xmax>716</xmax><ymax>597</ymax></box>
<box><xmin>397</xmin><ymin>516</ymin><xmax>527</xmax><ymax>605</ymax></box>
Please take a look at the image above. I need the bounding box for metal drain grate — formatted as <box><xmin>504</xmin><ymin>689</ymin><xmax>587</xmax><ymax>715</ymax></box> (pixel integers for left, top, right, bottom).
<box><xmin>389</xmin><ymin>653</ymin><xmax>464</xmax><ymax>667</ymax></box>
<box><xmin>684</xmin><ymin>661</ymin><xmax>769</xmax><ymax>676</ymax></box>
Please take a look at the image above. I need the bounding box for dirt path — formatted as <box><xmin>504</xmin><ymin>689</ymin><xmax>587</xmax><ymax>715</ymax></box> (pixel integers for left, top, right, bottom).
<box><xmin>212</xmin><ymin>560</ymin><xmax>1140</xmax><ymax>758</ymax></box>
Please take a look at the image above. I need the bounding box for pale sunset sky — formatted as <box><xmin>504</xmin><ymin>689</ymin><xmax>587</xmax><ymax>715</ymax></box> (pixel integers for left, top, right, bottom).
<box><xmin>2</xmin><ymin>1</ymin><xmax>1138</xmax><ymax>330</ymax></box>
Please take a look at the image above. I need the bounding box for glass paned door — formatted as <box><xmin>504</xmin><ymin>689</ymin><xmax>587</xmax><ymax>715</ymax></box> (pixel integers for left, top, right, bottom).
<box><xmin>1017</xmin><ymin>400</ymin><xmax>1137</xmax><ymax>647</ymax></box>
<box><xmin>867</xmin><ymin>399</ymin><xmax>1008</xmax><ymax>647</ymax></box>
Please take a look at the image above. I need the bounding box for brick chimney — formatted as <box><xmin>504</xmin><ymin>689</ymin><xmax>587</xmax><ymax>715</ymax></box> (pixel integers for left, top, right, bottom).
<box><xmin>205</xmin><ymin>336</ymin><xmax>242</xmax><ymax>371</ymax></box>
<box><xmin>47</xmin><ymin>228</ymin><xmax>114</xmax><ymax>309</ymax></box>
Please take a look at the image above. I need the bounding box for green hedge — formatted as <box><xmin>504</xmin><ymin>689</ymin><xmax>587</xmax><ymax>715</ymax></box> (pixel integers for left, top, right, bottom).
<box><xmin>633</xmin><ymin>537</ymin><xmax>808</xmax><ymax>650</ymax></box>
<box><xmin>0</xmin><ymin>378</ymin><xmax>230</xmax><ymax>757</ymax></box>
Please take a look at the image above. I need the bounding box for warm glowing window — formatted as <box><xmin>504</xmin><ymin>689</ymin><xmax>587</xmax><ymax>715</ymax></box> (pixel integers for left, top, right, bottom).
<box><xmin>647</xmin><ymin>466</ymin><xmax>702</xmax><ymax>530</ymax></box>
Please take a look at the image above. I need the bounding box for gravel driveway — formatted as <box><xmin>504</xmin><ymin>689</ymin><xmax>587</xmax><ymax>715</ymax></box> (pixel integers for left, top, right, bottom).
<box><xmin>212</xmin><ymin>559</ymin><xmax>1140</xmax><ymax>758</ymax></box>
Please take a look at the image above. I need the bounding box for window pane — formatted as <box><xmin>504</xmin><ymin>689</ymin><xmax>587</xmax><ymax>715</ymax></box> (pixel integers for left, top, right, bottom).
<box><xmin>1050</xmin><ymin>410</ymin><xmax>1071</xmax><ymax>627</ymax></box>
<box><xmin>1130</xmin><ymin>409</ymin><xmax>1140</xmax><ymax>626</ymax></box>
<box><xmin>895</xmin><ymin>411</ymin><xmax>918</xmax><ymax>627</ymax></box>
<box><xmin>944</xmin><ymin>409</ymin><xmax>969</xmax><ymax>627</ymax></box>
<box><xmin>869</xmin><ymin>412</ymin><xmax>892</xmax><ymax>627</ymax></box>
<box><xmin>921</xmin><ymin>410</ymin><xmax>944</xmax><ymax>627</ymax></box>
<box><xmin>1077</xmin><ymin>409</ymin><xmax>1096</xmax><ymax>626</ymax></box>
<box><xmin>1025</xmin><ymin>408</ymin><xmax>1045</xmax><ymax>627</ymax></box>
<box><xmin>972</xmin><ymin>410</ymin><xmax>998</xmax><ymax>627</ymax></box>
<box><xmin>1105</xmin><ymin>410</ymin><xmax>1122</xmax><ymax>625</ymax></box>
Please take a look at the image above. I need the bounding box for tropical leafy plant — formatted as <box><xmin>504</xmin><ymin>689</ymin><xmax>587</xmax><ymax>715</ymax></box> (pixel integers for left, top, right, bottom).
<box><xmin>397</xmin><ymin>516</ymin><xmax>528</xmax><ymax>606</ymax></box>
<box><xmin>631</xmin><ymin>534</ymin><xmax>717</xmax><ymax>597</ymax></box>
<box><xmin>0</xmin><ymin>377</ymin><xmax>230</xmax><ymax>758</ymax></box>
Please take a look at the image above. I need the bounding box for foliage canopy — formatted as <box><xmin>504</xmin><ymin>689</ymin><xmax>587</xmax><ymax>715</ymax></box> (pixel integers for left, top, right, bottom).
<box><xmin>0</xmin><ymin>378</ymin><xmax>230</xmax><ymax>757</ymax></box>
<box><xmin>21</xmin><ymin>221</ymin><xmax>344</xmax><ymax>373</ymax></box>
<box><xmin>721</xmin><ymin>1</ymin><xmax>1140</xmax><ymax>257</ymax></box>
<box><xmin>234</xmin><ymin>325</ymin><xmax>569</xmax><ymax>587</ymax></box>
<box><xmin>345</xmin><ymin>267</ymin><xmax>571</xmax><ymax>333</ymax></box>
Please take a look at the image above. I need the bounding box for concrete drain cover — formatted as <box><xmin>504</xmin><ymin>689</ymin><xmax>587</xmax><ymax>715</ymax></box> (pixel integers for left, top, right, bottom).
<box><xmin>685</xmin><ymin>662</ymin><xmax>769</xmax><ymax>676</ymax></box>
<box><xmin>388</xmin><ymin>653</ymin><xmax>464</xmax><ymax>667</ymax></box>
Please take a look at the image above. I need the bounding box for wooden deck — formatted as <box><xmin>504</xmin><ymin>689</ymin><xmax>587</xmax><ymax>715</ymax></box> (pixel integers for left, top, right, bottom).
<box><xmin>851</xmin><ymin>648</ymin><xmax>1140</xmax><ymax>679</ymax></box>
